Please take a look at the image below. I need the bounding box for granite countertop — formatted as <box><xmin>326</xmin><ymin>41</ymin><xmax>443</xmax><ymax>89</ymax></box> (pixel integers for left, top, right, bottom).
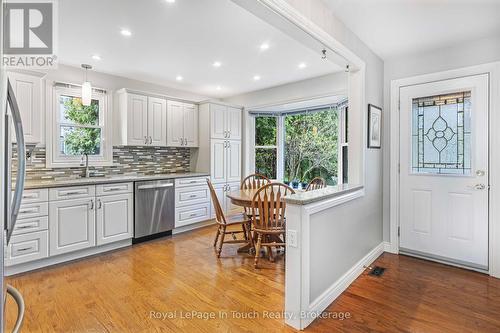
<box><xmin>284</xmin><ymin>184</ymin><xmax>364</xmax><ymax>205</ymax></box>
<box><xmin>22</xmin><ymin>172</ymin><xmax>210</xmax><ymax>190</ymax></box>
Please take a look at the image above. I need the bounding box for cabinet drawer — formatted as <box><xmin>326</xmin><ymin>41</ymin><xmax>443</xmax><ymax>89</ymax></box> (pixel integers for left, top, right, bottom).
<box><xmin>175</xmin><ymin>186</ymin><xmax>210</xmax><ymax>207</ymax></box>
<box><xmin>175</xmin><ymin>203</ymin><xmax>211</xmax><ymax>228</ymax></box>
<box><xmin>175</xmin><ymin>177</ymin><xmax>208</xmax><ymax>188</ymax></box>
<box><xmin>17</xmin><ymin>202</ymin><xmax>48</xmax><ymax>220</ymax></box>
<box><xmin>49</xmin><ymin>185</ymin><xmax>95</xmax><ymax>201</ymax></box>
<box><xmin>20</xmin><ymin>188</ymin><xmax>48</xmax><ymax>204</ymax></box>
<box><xmin>13</xmin><ymin>216</ymin><xmax>48</xmax><ymax>236</ymax></box>
<box><xmin>5</xmin><ymin>231</ymin><xmax>49</xmax><ymax>266</ymax></box>
<box><xmin>96</xmin><ymin>182</ymin><xmax>133</xmax><ymax>196</ymax></box>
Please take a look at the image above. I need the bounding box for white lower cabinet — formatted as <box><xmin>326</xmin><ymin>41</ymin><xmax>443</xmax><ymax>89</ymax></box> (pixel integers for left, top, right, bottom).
<box><xmin>96</xmin><ymin>193</ymin><xmax>133</xmax><ymax>245</ymax></box>
<box><xmin>49</xmin><ymin>198</ymin><xmax>96</xmax><ymax>256</ymax></box>
<box><xmin>5</xmin><ymin>231</ymin><xmax>48</xmax><ymax>266</ymax></box>
<box><xmin>211</xmin><ymin>182</ymin><xmax>241</xmax><ymax>218</ymax></box>
<box><xmin>174</xmin><ymin>177</ymin><xmax>212</xmax><ymax>229</ymax></box>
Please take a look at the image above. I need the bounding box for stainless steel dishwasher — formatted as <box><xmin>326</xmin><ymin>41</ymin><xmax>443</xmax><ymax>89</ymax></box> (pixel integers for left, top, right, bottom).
<box><xmin>134</xmin><ymin>179</ymin><xmax>175</xmax><ymax>242</ymax></box>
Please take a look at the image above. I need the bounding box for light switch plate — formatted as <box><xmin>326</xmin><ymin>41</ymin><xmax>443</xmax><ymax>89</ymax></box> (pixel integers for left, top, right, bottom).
<box><xmin>288</xmin><ymin>230</ymin><xmax>298</xmax><ymax>247</ymax></box>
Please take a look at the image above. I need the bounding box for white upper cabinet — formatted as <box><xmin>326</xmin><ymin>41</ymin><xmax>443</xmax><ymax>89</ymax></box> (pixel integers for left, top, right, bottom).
<box><xmin>115</xmin><ymin>90</ymin><xmax>167</xmax><ymax>146</ymax></box>
<box><xmin>226</xmin><ymin>107</ymin><xmax>242</xmax><ymax>140</ymax></box>
<box><xmin>148</xmin><ymin>97</ymin><xmax>167</xmax><ymax>146</ymax></box>
<box><xmin>8</xmin><ymin>71</ymin><xmax>44</xmax><ymax>144</ymax></box>
<box><xmin>209</xmin><ymin>104</ymin><xmax>241</xmax><ymax>140</ymax></box>
<box><xmin>126</xmin><ymin>93</ymin><xmax>148</xmax><ymax>145</ymax></box>
<box><xmin>167</xmin><ymin>100</ymin><xmax>198</xmax><ymax>147</ymax></box>
<box><xmin>210</xmin><ymin>104</ymin><xmax>227</xmax><ymax>139</ymax></box>
<box><xmin>183</xmin><ymin>103</ymin><xmax>198</xmax><ymax>147</ymax></box>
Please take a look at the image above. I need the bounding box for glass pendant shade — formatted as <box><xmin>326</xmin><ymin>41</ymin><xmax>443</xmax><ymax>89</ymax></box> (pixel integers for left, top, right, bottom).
<box><xmin>82</xmin><ymin>81</ymin><xmax>92</xmax><ymax>106</ymax></box>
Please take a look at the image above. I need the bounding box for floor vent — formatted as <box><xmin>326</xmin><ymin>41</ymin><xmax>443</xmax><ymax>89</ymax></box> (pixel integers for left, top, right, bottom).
<box><xmin>369</xmin><ymin>266</ymin><xmax>386</xmax><ymax>277</ymax></box>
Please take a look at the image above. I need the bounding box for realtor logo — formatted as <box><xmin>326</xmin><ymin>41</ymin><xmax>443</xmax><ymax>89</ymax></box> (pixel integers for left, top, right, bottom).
<box><xmin>2</xmin><ymin>0</ymin><xmax>57</xmax><ymax>68</ymax></box>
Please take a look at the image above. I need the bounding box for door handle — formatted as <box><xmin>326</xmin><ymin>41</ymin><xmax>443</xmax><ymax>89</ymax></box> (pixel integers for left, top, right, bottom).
<box><xmin>89</xmin><ymin>199</ymin><xmax>94</xmax><ymax>210</ymax></box>
<box><xmin>469</xmin><ymin>184</ymin><xmax>486</xmax><ymax>190</ymax></box>
<box><xmin>6</xmin><ymin>284</ymin><xmax>25</xmax><ymax>333</ymax></box>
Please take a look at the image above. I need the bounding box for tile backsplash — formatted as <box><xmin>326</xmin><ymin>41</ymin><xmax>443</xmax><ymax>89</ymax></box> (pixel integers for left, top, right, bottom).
<box><xmin>13</xmin><ymin>145</ymin><xmax>191</xmax><ymax>181</ymax></box>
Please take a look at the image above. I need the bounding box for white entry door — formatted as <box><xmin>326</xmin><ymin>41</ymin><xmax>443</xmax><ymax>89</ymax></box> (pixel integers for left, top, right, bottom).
<box><xmin>399</xmin><ymin>74</ymin><xmax>489</xmax><ymax>270</ymax></box>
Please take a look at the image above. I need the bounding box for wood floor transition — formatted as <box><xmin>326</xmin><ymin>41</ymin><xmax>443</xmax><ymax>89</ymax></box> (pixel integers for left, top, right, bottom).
<box><xmin>5</xmin><ymin>225</ymin><xmax>500</xmax><ymax>332</ymax></box>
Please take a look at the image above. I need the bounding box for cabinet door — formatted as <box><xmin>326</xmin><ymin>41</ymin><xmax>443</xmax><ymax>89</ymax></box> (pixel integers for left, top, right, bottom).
<box><xmin>49</xmin><ymin>198</ymin><xmax>96</xmax><ymax>256</ymax></box>
<box><xmin>127</xmin><ymin>93</ymin><xmax>148</xmax><ymax>145</ymax></box>
<box><xmin>211</xmin><ymin>183</ymin><xmax>227</xmax><ymax>219</ymax></box>
<box><xmin>226</xmin><ymin>107</ymin><xmax>242</xmax><ymax>140</ymax></box>
<box><xmin>167</xmin><ymin>101</ymin><xmax>184</xmax><ymax>147</ymax></box>
<box><xmin>148</xmin><ymin>97</ymin><xmax>167</xmax><ymax>146</ymax></box>
<box><xmin>225</xmin><ymin>182</ymin><xmax>243</xmax><ymax>215</ymax></box>
<box><xmin>8</xmin><ymin>72</ymin><xmax>42</xmax><ymax>144</ymax></box>
<box><xmin>183</xmin><ymin>103</ymin><xmax>199</xmax><ymax>147</ymax></box>
<box><xmin>96</xmin><ymin>193</ymin><xmax>133</xmax><ymax>245</ymax></box>
<box><xmin>210</xmin><ymin>139</ymin><xmax>227</xmax><ymax>184</ymax></box>
<box><xmin>226</xmin><ymin>140</ymin><xmax>241</xmax><ymax>183</ymax></box>
<box><xmin>210</xmin><ymin>104</ymin><xmax>227</xmax><ymax>139</ymax></box>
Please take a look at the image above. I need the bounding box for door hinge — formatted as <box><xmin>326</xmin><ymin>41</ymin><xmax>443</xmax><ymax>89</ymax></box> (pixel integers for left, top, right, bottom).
<box><xmin>397</xmin><ymin>226</ymin><xmax>400</xmax><ymax>237</ymax></box>
<box><xmin>398</xmin><ymin>163</ymin><xmax>400</xmax><ymax>174</ymax></box>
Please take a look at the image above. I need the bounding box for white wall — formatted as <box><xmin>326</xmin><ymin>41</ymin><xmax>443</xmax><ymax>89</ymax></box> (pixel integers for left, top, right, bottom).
<box><xmin>224</xmin><ymin>71</ymin><xmax>347</xmax><ymax>107</ymax></box>
<box><xmin>278</xmin><ymin>0</ymin><xmax>385</xmax><ymax>289</ymax></box>
<box><xmin>383</xmin><ymin>35</ymin><xmax>500</xmax><ymax>241</ymax></box>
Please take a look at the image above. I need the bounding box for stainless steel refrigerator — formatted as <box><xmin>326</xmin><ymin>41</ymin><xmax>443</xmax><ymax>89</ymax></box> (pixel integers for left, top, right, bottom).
<box><xmin>1</xmin><ymin>1</ymin><xmax>27</xmax><ymax>331</ymax></box>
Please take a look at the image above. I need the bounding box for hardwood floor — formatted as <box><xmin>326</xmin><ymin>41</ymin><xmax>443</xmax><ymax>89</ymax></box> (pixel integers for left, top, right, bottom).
<box><xmin>5</xmin><ymin>225</ymin><xmax>500</xmax><ymax>332</ymax></box>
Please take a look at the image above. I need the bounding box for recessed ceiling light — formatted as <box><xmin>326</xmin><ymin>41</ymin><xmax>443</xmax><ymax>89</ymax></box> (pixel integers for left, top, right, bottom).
<box><xmin>298</xmin><ymin>62</ymin><xmax>307</xmax><ymax>69</ymax></box>
<box><xmin>213</xmin><ymin>61</ymin><xmax>222</xmax><ymax>68</ymax></box>
<box><xmin>91</xmin><ymin>54</ymin><xmax>101</xmax><ymax>61</ymax></box>
<box><xmin>176</xmin><ymin>75</ymin><xmax>183</xmax><ymax>81</ymax></box>
<box><xmin>165</xmin><ymin>0</ymin><xmax>175</xmax><ymax>3</ymax></box>
<box><xmin>120</xmin><ymin>29</ymin><xmax>132</xmax><ymax>37</ymax></box>
<box><xmin>253</xmin><ymin>75</ymin><xmax>261</xmax><ymax>81</ymax></box>
<box><xmin>216</xmin><ymin>86</ymin><xmax>222</xmax><ymax>91</ymax></box>
<box><xmin>260</xmin><ymin>43</ymin><xmax>269</xmax><ymax>51</ymax></box>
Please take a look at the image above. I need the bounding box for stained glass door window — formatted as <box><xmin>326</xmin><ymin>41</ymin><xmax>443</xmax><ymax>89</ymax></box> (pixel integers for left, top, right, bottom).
<box><xmin>412</xmin><ymin>91</ymin><xmax>471</xmax><ymax>175</ymax></box>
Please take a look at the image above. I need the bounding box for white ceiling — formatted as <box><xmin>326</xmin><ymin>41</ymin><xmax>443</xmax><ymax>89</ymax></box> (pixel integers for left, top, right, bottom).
<box><xmin>324</xmin><ymin>0</ymin><xmax>500</xmax><ymax>59</ymax></box>
<box><xmin>58</xmin><ymin>0</ymin><xmax>341</xmax><ymax>98</ymax></box>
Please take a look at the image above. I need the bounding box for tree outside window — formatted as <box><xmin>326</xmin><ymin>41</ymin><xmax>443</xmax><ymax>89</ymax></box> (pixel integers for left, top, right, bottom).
<box><xmin>255</xmin><ymin>116</ymin><xmax>277</xmax><ymax>179</ymax></box>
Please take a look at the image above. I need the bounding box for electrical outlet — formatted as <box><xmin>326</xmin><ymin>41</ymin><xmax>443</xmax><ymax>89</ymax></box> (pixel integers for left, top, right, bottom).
<box><xmin>288</xmin><ymin>230</ymin><xmax>298</xmax><ymax>247</ymax></box>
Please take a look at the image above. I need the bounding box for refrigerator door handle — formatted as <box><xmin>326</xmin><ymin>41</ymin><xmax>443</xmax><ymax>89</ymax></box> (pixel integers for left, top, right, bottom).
<box><xmin>6</xmin><ymin>79</ymin><xmax>26</xmax><ymax>244</ymax></box>
<box><xmin>6</xmin><ymin>284</ymin><xmax>25</xmax><ymax>333</ymax></box>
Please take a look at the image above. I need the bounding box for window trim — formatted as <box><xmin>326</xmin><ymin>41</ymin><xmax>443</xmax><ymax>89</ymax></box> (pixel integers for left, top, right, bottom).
<box><xmin>252</xmin><ymin>104</ymin><xmax>344</xmax><ymax>184</ymax></box>
<box><xmin>46</xmin><ymin>83</ymin><xmax>113</xmax><ymax>168</ymax></box>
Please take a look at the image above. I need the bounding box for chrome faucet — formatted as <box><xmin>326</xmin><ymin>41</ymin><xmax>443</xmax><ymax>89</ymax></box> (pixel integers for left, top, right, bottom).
<box><xmin>80</xmin><ymin>153</ymin><xmax>91</xmax><ymax>178</ymax></box>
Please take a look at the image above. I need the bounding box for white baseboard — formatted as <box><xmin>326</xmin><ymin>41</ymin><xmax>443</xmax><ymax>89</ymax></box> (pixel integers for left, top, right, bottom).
<box><xmin>383</xmin><ymin>241</ymin><xmax>395</xmax><ymax>253</ymax></box>
<box><xmin>304</xmin><ymin>242</ymin><xmax>385</xmax><ymax>328</ymax></box>
<box><xmin>172</xmin><ymin>220</ymin><xmax>215</xmax><ymax>235</ymax></box>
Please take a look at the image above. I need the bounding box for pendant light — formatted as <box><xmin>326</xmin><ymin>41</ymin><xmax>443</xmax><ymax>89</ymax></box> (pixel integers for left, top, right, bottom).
<box><xmin>81</xmin><ymin>64</ymin><xmax>92</xmax><ymax>106</ymax></box>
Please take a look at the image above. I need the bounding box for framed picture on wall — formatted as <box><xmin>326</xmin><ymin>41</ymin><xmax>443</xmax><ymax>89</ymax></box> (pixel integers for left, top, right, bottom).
<box><xmin>368</xmin><ymin>104</ymin><xmax>382</xmax><ymax>149</ymax></box>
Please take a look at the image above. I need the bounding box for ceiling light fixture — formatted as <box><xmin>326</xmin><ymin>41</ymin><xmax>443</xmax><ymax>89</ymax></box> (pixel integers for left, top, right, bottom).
<box><xmin>176</xmin><ymin>75</ymin><xmax>183</xmax><ymax>81</ymax></box>
<box><xmin>260</xmin><ymin>43</ymin><xmax>269</xmax><ymax>51</ymax></box>
<box><xmin>120</xmin><ymin>29</ymin><xmax>132</xmax><ymax>37</ymax></box>
<box><xmin>216</xmin><ymin>86</ymin><xmax>222</xmax><ymax>91</ymax></box>
<box><xmin>165</xmin><ymin>0</ymin><xmax>175</xmax><ymax>3</ymax></box>
<box><xmin>81</xmin><ymin>64</ymin><xmax>92</xmax><ymax>106</ymax></box>
<box><xmin>253</xmin><ymin>75</ymin><xmax>261</xmax><ymax>81</ymax></box>
<box><xmin>298</xmin><ymin>62</ymin><xmax>307</xmax><ymax>69</ymax></box>
<box><xmin>213</xmin><ymin>61</ymin><xmax>222</xmax><ymax>68</ymax></box>
<box><xmin>92</xmin><ymin>54</ymin><xmax>101</xmax><ymax>61</ymax></box>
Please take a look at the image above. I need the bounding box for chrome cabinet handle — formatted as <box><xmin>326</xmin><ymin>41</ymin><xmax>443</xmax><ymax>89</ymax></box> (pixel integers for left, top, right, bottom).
<box><xmin>144</xmin><ymin>136</ymin><xmax>148</xmax><ymax>144</ymax></box>
<box><xmin>227</xmin><ymin>130</ymin><xmax>231</xmax><ymax>138</ymax></box>
<box><xmin>475</xmin><ymin>184</ymin><xmax>486</xmax><ymax>190</ymax></box>
<box><xmin>180</xmin><ymin>137</ymin><xmax>184</xmax><ymax>146</ymax></box>
<box><xmin>89</xmin><ymin>199</ymin><xmax>94</xmax><ymax>210</ymax></box>
<box><xmin>184</xmin><ymin>138</ymin><xmax>188</xmax><ymax>146</ymax></box>
<box><xmin>17</xmin><ymin>225</ymin><xmax>33</xmax><ymax>229</ymax></box>
<box><xmin>64</xmin><ymin>191</ymin><xmax>85</xmax><ymax>196</ymax></box>
<box><xmin>19</xmin><ymin>208</ymin><xmax>38</xmax><ymax>214</ymax></box>
<box><xmin>17</xmin><ymin>247</ymin><xmax>33</xmax><ymax>252</ymax></box>
<box><xmin>98</xmin><ymin>199</ymin><xmax>102</xmax><ymax>209</ymax></box>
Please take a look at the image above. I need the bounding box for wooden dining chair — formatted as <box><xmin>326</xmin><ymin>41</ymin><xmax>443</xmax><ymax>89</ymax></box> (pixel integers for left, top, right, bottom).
<box><xmin>250</xmin><ymin>183</ymin><xmax>295</xmax><ymax>268</ymax></box>
<box><xmin>207</xmin><ymin>180</ymin><xmax>251</xmax><ymax>258</ymax></box>
<box><xmin>240</xmin><ymin>173</ymin><xmax>271</xmax><ymax>190</ymax></box>
<box><xmin>306</xmin><ymin>177</ymin><xmax>327</xmax><ymax>191</ymax></box>
<box><xmin>240</xmin><ymin>173</ymin><xmax>271</xmax><ymax>217</ymax></box>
